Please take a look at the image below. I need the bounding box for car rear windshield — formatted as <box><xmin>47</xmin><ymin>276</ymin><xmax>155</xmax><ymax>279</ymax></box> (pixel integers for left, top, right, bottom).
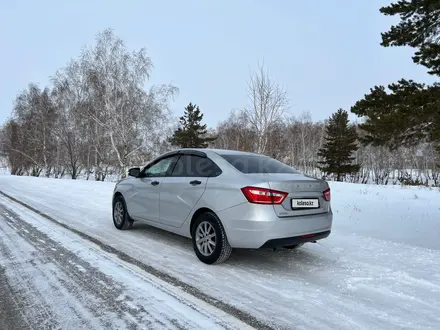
<box><xmin>219</xmin><ymin>154</ymin><xmax>299</xmax><ymax>174</ymax></box>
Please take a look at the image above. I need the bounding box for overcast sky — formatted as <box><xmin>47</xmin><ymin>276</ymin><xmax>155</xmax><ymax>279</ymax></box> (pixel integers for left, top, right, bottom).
<box><xmin>0</xmin><ymin>0</ymin><xmax>435</xmax><ymax>127</ymax></box>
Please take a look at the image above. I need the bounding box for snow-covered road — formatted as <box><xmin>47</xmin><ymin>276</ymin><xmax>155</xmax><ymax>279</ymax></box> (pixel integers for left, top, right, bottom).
<box><xmin>0</xmin><ymin>175</ymin><xmax>439</xmax><ymax>329</ymax></box>
<box><xmin>0</xmin><ymin>198</ymin><xmax>254</xmax><ymax>330</ymax></box>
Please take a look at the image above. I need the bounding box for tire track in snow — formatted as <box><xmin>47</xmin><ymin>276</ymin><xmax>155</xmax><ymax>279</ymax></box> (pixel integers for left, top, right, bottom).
<box><xmin>0</xmin><ymin>216</ymin><xmax>70</xmax><ymax>329</ymax></box>
<box><xmin>0</xmin><ymin>190</ymin><xmax>274</xmax><ymax>330</ymax></box>
<box><xmin>3</xmin><ymin>214</ymin><xmax>153</xmax><ymax>329</ymax></box>
<box><xmin>0</xmin><ymin>263</ymin><xmax>33</xmax><ymax>330</ymax></box>
<box><xmin>0</xmin><ymin>207</ymin><xmax>134</xmax><ymax>329</ymax></box>
<box><xmin>0</xmin><ymin>204</ymin><xmax>245</xmax><ymax>329</ymax></box>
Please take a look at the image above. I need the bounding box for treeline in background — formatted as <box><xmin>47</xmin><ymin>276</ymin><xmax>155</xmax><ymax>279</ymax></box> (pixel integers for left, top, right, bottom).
<box><xmin>1</xmin><ymin>0</ymin><xmax>440</xmax><ymax>188</ymax></box>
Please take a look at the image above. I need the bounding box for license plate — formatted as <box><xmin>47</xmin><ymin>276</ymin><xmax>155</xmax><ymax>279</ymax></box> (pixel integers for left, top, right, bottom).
<box><xmin>291</xmin><ymin>199</ymin><xmax>319</xmax><ymax>209</ymax></box>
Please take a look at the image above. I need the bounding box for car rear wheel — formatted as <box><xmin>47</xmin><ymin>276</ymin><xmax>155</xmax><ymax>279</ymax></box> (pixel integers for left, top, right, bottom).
<box><xmin>191</xmin><ymin>212</ymin><xmax>232</xmax><ymax>264</ymax></box>
<box><xmin>113</xmin><ymin>196</ymin><xmax>134</xmax><ymax>230</ymax></box>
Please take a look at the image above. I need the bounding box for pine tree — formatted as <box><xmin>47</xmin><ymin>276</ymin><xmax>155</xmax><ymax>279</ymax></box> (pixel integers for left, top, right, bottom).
<box><xmin>318</xmin><ymin>109</ymin><xmax>360</xmax><ymax>181</ymax></box>
<box><xmin>169</xmin><ymin>102</ymin><xmax>217</xmax><ymax>148</ymax></box>
<box><xmin>380</xmin><ymin>0</ymin><xmax>440</xmax><ymax>76</ymax></box>
<box><xmin>351</xmin><ymin>0</ymin><xmax>440</xmax><ymax>155</ymax></box>
<box><xmin>351</xmin><ymin>79</ymin><xmax>440</xmax><ymax>151</ymax></box>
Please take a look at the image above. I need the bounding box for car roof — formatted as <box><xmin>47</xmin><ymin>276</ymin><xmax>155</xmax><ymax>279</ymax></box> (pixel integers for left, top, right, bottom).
<box><xmin>174</xmin><ymin>148</ymin><xmax>260</xmax><ymax>157</ymax></box>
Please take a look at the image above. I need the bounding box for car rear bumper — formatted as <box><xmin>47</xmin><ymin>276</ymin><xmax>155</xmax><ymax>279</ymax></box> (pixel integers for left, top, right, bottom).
<box><xmin>260</xmin><ymin>230</ymin><xmax>331</xmax><ymax>248</ymax></box>
<box><xmin>218</xmin><ymin>203</ymin><xmax>333</xmax><ymax>249</ymax></box>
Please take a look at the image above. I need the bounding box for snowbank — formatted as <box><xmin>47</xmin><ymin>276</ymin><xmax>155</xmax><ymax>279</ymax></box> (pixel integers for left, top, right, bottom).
<box><xmin>330</xmin><ymin>181</ymin><xmax>440</xmax><ymax>250</ymax></box>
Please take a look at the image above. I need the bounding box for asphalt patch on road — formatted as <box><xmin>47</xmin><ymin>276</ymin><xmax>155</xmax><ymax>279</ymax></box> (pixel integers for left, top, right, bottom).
<box><xmin>0</xmin><ymin>265</ymin><xmax>31</xmax><ymax>330</ymax></box>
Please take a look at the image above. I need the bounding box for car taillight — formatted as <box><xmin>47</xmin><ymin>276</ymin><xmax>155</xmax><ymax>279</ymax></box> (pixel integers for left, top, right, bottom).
<box><xmin>323</xmin><ymin>188</ymin><xmax>331</xmax><ymax>201</ymax></box>
<box><xmin>241</xmin><ymin>186</ymin><xmax>288</xmax><ymax>205</ymax></box>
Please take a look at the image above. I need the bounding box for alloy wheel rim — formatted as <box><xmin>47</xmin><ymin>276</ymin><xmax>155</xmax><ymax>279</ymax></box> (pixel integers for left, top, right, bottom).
<box><xmin>195</xmin><ymin>221</ymin><xmax>217</xmax><ymax>256</ymax></box>
<box><xmin>114</xmin><ymin>201</ymin><xmax>124</xmax><ymax>225</ymax></box>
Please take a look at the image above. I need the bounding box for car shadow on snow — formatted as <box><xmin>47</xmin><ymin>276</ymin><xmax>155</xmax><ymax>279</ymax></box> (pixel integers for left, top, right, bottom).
<box><xmin>227</xmin><ymin>245</ymin><xmax>334</xmax><ymax>269</ymax></box>
<box><xmin>129</xmin><ymin>221</ymin><xmax>335</xmax><ymax>271</ymax></box>
<box><xmin>129</xmin><ymin>222</ymin><xmax>193</xmax><ymax>249</ymax></box>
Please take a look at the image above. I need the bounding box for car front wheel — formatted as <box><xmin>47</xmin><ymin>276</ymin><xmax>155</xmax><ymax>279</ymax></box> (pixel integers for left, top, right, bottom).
<box><xmin>191</xmin><ymin>212</ymin><xmax>232</xmax><ymax>265</ymax></box>
<box><xmin>113</xmin><ymin>196</ymin><xmax>134</xmax><ymax>230</ymax></box>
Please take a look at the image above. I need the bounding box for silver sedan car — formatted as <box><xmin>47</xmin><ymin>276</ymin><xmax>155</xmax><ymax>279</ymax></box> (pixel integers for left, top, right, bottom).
<box><xmin>112</xmin><ymin>148</ymin><xmax>332</xmax><ymax>264</ymax></box>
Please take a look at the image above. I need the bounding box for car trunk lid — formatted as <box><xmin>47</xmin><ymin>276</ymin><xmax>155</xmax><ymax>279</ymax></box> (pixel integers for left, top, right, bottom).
<box><xmin>244</xmin><ymin>173</ymin><xmax>330</xmax><ymax>217</ymax></box>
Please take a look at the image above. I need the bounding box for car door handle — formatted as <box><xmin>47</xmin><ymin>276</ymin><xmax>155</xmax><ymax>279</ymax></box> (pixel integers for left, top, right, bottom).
<box><xmin>151</xmin><ymin>181</ymin><xmax>160</xmax><ymax>186</ymax></box>
<box><xmin>189</xmin><ymin>180</ymin><xmax>202</xmax><ymax>186</ymax></box>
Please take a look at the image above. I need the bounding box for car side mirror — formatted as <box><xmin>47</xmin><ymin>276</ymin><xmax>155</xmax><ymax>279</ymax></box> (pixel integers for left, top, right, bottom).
<box><xmin>128</xmin><ymin>167</ymin><xmax>140</xmax><ymax>177</ymax></box>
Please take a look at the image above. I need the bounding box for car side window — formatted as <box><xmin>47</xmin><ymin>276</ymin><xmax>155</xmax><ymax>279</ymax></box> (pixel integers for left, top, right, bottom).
<box><xmin>171</xmin><ymin>155</ymin><xmax>222</xmax><ymax>177</ymax></box>
<box><xmin>144</xmin><ymin>156</ymin><xmax>179</xmax><ymax>177</ymax></box>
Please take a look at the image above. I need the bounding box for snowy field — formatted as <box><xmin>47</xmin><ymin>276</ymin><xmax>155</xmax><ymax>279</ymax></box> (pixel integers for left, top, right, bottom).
<box><xmin>0</xmin><ymin>174</ymin><xmax>439</xmax><ymax>329</ymax></box>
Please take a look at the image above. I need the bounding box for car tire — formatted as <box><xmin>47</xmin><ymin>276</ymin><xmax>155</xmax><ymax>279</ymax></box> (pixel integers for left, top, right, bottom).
<box><xmin>191</xmin><ymin>212</ymin><xmax>232</xmax><ymax>265</ymax></box>
<box><xmin>283</xmin><ymin>243</ymin><xmax>304</xmax><ymax>250</ymax></box>
<box><xmin>113</xmin><ymin>195</ymin><xmax>134</xmax><ymax>230</ymax></box>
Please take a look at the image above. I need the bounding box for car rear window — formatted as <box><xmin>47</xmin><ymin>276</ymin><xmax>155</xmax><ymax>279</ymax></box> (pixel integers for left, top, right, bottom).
<box><xmin>219</xmin><ymin>154</ymin><xmax>299</xmax><ymax>174</ymax></box>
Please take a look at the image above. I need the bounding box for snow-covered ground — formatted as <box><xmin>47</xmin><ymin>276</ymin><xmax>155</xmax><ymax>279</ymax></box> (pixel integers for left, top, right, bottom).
<box><xmin>0</xmin><ymin>199</ymin><xmax>252</xmax><ymax>330</ymax></box>
<box><xmin>0</xmin><ymin>174</ymin><xmax>439</xmax><ymax>329</ymax></box>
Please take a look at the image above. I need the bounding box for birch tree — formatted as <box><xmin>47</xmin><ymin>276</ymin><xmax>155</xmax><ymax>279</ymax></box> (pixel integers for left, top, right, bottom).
<box><xmin>81</xmin><ymin>29</ymin><xmax>177</xmax><ymax>177</ymax></box>
<box><xmin>244</xmin><ymin>62</ymin><xmax>289</xmax><ymax>154</ymax></box>
<box><xmin>9</xmin><ymin>84</ymin><xmax>58</xmax><ymax>176</ymax></box>
<box><xmin>1</xmin><ymin>120</ymin><xmax>29</xmax><ymax>175</ymax></box>
<box><xmin>214</xmin><ymin>110</ymin><xmax>256</xmax><ymax>152</ymax></box>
